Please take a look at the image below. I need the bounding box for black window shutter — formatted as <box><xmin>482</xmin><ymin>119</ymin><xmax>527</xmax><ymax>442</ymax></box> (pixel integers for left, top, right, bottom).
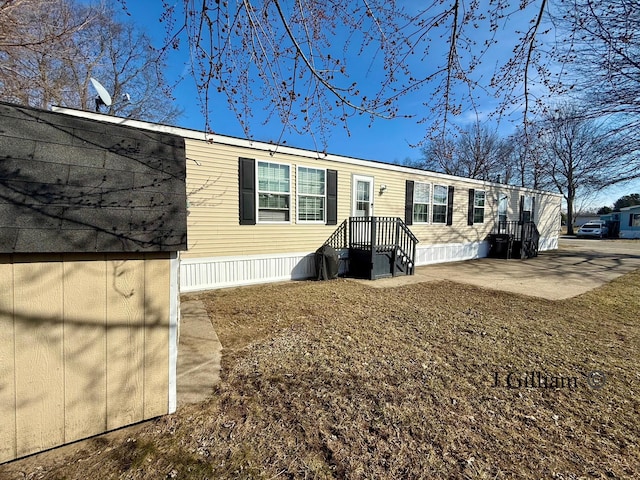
<box><xmin>326</xmin><ymin>169</ymin><xmax>338</xmax><ymax>225</ymax></box>
<box><xmin>405</xmin><ymin>180</ymin><xmax>414</xmax><ymax>225</ymax></box>
<box><xmin>518</xmin><ymin>195</ymin><xmax>525</xmax><ymax>225</ymax></box>
<box><xmin>531</xmin><ymin>196</ymin><xmax>536</xmax><ymax>223</ymax></box>
<box><xmin>630</xmin><ymin>213</ymin><xmax>634</xmax><ymax>227</ymax></box>
<box><xmin>467</xmin><ymin>188</ymin><xmax>475</xmax><ymax>226</ymax></box>
<box><xmin>239</xmin><ymin>157</ymin><xmax>256</xmax><ymax>225</ymax></box>
<box><xmin>446</xmin><ymin>186</ymin><xmax>455</xmax><ymax>226</ymax></box>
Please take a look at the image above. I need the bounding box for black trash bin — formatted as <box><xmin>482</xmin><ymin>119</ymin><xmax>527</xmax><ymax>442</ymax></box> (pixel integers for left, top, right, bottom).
<box><xmin>489</xmin><ymin>234</ymin><xmax>513</xmax><ymax>259</ymax></box>
<box><xmin>315</xmin><ymin>244</ymin><xmax>339</xmax><ymax>280</ymax></box>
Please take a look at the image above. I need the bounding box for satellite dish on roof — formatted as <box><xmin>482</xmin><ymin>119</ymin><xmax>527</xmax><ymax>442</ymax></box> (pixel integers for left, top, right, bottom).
<box><xmin>90</xmin><ymin>77</ymin><xmax>112</xmax><ymax>112</ymax></box>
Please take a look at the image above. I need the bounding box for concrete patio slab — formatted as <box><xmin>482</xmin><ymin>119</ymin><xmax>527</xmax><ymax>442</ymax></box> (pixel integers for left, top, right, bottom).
<box><xmin>352</xmin><ymin>238</ymin><xmax>640</xmax><ymax>300</ymax></box>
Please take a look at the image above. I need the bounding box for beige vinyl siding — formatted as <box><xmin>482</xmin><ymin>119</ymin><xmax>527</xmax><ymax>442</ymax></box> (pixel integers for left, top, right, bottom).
<box><xmin>47</xmin><ymin>107</ymin><xmax>560</xmax><ymax>259</ymax></box>
<box><xmin>0</xmin><ymin>253</ymin><xmax>172</xmax><ymax>463</ymax></box>
<box><xmin>184</xmin><ymin>138</ymin><xmax>561</xmax><ymax>259</ymax></box>
<box><xmin>185</xmin><ymin>139</ymin><xmax>353</xmax><ymax>258</ymax></box>
<box><xmin>535</xmin><ymin>191</ymin><xmax>562</xmax><ymax>240</ymax></box>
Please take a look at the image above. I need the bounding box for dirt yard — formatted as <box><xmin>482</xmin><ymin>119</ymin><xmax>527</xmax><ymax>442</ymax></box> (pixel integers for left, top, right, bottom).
<box><xmin>2</xmin><ymin>244</ymin><xmax>639</xmax><ymax>479</ymax></box>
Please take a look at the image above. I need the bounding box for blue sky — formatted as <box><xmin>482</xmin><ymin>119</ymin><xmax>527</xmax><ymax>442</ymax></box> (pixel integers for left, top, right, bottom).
<box><xmin>113</xmin><ymin>1</ymin><xmax>516</xmax><ymax>161</ymax></box>
<box><xmin>93</xmin><ymin>1</ymin><xmax>637</xmax><ymax>209</ymax></box>
<box><xmin>142</xmin><ymin>2</ymin><xmax>431</xmax><ymax>165</ymax></box>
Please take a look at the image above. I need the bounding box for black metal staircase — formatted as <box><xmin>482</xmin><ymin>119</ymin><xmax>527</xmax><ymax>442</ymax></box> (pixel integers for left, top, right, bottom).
<box><xmin>324</xmin><ymin>217</ymin><xmax>419</xmax><ymax>280</ymax></box>
<box><xmin>489</xmin><ymin>221</ymin><xmax>540</xmax><ymax>259</ymax></box>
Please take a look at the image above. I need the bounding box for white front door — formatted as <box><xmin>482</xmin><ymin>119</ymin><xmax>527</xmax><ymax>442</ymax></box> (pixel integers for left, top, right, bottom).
<box><xmin>498</xmin><ymin>194</ymin><xmax>508</xmax><ymax>227</ymax></box>
<box><xmin>352</xmin><ymin>175</ymin><xmax>374</xmax><ymax>217</ymax></box>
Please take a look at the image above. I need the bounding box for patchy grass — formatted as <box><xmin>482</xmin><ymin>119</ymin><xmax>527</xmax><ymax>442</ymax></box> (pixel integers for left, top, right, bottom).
<box><xmin>2</xmin><ymin>272</ymin><xmax>640</xmax><ymax>479</ymax></box>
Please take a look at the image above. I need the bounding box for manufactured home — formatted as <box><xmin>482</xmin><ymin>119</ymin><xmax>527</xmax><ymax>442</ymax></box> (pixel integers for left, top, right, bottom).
<box><xmin>1</xmin><ymin>101</ymin><xmax>561</xmax><ymax>462</ymax></box>
<box><xmin>53</xmin><ymin>106</ymin><xmax>562</xmax><ymax>291</ymax></box>
<box><xmin>619</xmin><ymin>205</ymin><xmax>640</xmax><ymax>239</ymax></box>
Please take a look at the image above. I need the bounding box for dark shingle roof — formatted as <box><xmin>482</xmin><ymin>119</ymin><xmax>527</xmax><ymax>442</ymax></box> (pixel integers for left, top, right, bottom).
<box><xmin>0</xmin><ymin>102</ymin><xmax>187</xmax><ymax>253</ymax></box>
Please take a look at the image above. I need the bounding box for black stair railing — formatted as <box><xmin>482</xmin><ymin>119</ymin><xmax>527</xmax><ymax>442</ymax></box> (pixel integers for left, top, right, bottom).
<box><xmin>521</xmin><ymin>221</ymin><xmax>540</xmax><ymax>258</ymax></box>
<box><xmin>324</xmin><ymin>219</ymin><xmax>348</xmax><ymax>250</ymax></box>
<box><xmin>396</xmin><ymin>219</ymin><xmax>419</xmax><ymax>275</ymax></box>
<box><xmin>350</xmin><ymin>216</ymin><xmax>373</xmax><ymax>249</ymax></box>
<box><xmin>494</xmin><ymin>220</ymin><xmax>523</xmax><ymax>240</ymax></box>
<box><xmin>491</xmin><ymin>220</ymin><xmax>539</xmax><ymax>259</ymax></box>
<box><xmin>323</xmin><ymin>217</ymin><xmax>419</xmax><ymax>278</ymax></box>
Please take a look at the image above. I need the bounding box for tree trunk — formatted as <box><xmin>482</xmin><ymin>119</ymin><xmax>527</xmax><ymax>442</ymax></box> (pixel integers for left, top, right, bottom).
<box><xmin>566</xmin><ymin>190</ymin><xmax>575</xmax><ymax>235</ymax></box>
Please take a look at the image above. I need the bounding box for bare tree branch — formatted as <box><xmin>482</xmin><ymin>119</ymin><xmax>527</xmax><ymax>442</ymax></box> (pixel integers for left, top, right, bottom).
<box><xmin>0</xmin><ymin>0</ymin><xmax>182</xmax><ymax>123</ymax></box>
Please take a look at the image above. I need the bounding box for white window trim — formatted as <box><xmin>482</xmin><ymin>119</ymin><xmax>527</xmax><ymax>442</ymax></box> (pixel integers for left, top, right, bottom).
<box><xmin>256</xmin><ymin>159</ymin><xmax>292</xmax><ymax>224</ymax></box>
<box><xmin>432</xmin><ymin>184</ymin><xmax>448</xmax><ymax>224</ymax></box>
<box><xmin>413</xmin><ymin>181</ymin><xmax>431</xmax><ymax>224</ymax></box>
<box><xmin>296</xmin><ymin>165</ymin><xmax>327</xmax><ymax>224</ymax></box>
<box><xmin>474</xmin><ymin>190</ymin><xmax>486</xmax><ymax>224</ymax></box>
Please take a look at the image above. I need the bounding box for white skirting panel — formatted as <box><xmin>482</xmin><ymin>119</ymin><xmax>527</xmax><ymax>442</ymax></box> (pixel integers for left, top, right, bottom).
<box><xmin>180</xmin><ymin>252</ymin><xmax>317</xmax><ymax>292</ymax></box>
<box><xmin>619</xmin><ymin>230</ymin><xmax>640</xmax><ymax>239</ymax></box>
<box><xmin>180</xmin><ymin>243</ymin><xmax>501</xmax><ymax>292</ymax></box>
<box><xmin>180</xmin><ymin>238</ymin><xmax>561</xmax><ymax>292</ymax></box>
<box><xmin>538</xmin><ymin>236</ymin><xmax>558</xmax><ymax>251</ymax></box>
<box><xmin>414</xmin><ymin>241</ymin><xmax>490</xmax><ymax>266</ymax></box>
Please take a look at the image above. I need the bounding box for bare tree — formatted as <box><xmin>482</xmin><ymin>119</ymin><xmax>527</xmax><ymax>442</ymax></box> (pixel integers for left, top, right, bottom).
<box><xmin>457</xmin><ymin>124</ymin><xmax>512</xmax><ymax>181</ymax></box>
<box><xmin>505</xmin><ymin>125</ymin><xmax>549</xmax><ymax>190</ymax></box>
<box><xmin>419</xmin><ymin>135</ymin><xmax>456</xmax><ymax>175</ymax></box>
<box><xmin>158</xmin><ymin>0</ymin><xmax>556</xmax><ymax>145</ymax></box>
<box><xmin>419</xmin><ymin>122</ymin><xmax>511</xmax><ymax>181</ymax></box>
<box><xmin>69</xmin><ymin>6</ymin><xmax>182</xmax><ymax>123</ymax></box>
<box><xmin>0</xmin><ymin>0</ymin><xmax>89</xmax><ymax>107</ymax></box>
<box><xmin>537</xmin><ymin>104</ymin><xmax>640</xmax><ymax>234</ymax></box>
<box><xmin>551</xmin><ymin>0</ymin><xmax>640</xmax><ymax>171</ymax></box>
<box><xmin>557</xmin><ymin>0</ymin><xmax>640</xmax><ymax>120</ymax></box>
<box><xmin>0</xmin><ymin>0</ymin><xmax>181</xmax><ymax>123</ymax></box>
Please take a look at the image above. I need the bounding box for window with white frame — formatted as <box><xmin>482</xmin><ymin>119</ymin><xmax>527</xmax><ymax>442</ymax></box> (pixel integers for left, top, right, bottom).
<box><xmin>432</xmin><ymin>184</ymin><xmax>448</xmax><ymax>223</ymax></box>
<box><xmin>522</xmin><ymin>195</ymin><xmax>534</xmax><ymax>223</ymax></box>
<box><xmin>473</xmin><ymin>190</ymin><xmax>485</xmax><ymax>223</ymax></box>
<box><xmin>413</xmin><ymin>182</ymin><xmax>430</xmax><ymax>223</ymax></box>
<box><xmin>498</xmin><ymin>194</ymin><xmax>508</xmax><ymax>226</ymax></box>
<box><xmin>257</xmin><ymin>161</ymin><xmax>290</xmax><ymax>222</ymax></box>
<box><xmin>297</xmin><ymin>166</ymin><xmax>325</xmax><ymax>222</ymax></box>
<box><xmin>632</xmin><ymin>213</ymin><xmax>640</xmax><ymax>227</ymax></box>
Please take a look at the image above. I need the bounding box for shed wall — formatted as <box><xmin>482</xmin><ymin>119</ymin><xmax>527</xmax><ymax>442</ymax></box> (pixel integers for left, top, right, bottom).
<box><xmin>0</xmin><ymin>252</ymin><xmax>173</xmax><ymax>463</ymax></box>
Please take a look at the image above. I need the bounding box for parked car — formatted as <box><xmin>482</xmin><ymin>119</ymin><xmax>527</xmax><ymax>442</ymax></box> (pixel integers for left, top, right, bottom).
<box><xmin>577</xmin><ymin>221</ymin><xmax>608</xmax><ymax>238</ymax></box>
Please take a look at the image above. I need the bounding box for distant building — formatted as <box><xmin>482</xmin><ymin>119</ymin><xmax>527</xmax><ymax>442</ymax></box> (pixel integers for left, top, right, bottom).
<box><xmin>619</xmin><ymin>205</ymin><xmax>640</xmax><ymax>239</ymax></box>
